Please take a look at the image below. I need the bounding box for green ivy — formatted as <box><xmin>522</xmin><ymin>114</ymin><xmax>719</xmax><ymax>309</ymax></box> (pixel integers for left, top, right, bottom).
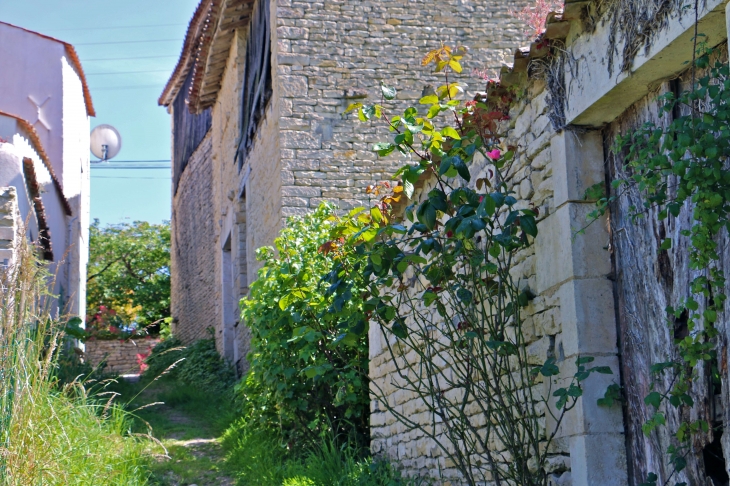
<box><xmin>590</xmin><ymin>47</ymin><xmax>728</xmax><ymax>483</ymax></box>
<box><xmin>239</xmin><ymin>203</ymin><xmax>370</xmax><ymax>447</ymax></box>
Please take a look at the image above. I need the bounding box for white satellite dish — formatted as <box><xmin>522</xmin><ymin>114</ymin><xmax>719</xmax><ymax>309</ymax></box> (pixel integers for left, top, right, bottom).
<box><xmin>90</xmin><ymin>124</ymin><xmax>122</xmax><ymax>162</ymax></box>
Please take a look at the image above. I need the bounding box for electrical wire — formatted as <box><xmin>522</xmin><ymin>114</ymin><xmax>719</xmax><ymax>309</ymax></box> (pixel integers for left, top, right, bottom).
<box><xmin>91</xmin><ymin>176</ymin><xmax>170</xmax><ymax>179</ymax></box>
<box><xmin>75</xmin><ymin>39</ymin><xmax>180</xmax><ymax>46</ymax></box>
<box><xmin>89</xmin><ymin>85</ymin><xmax>164</xmax><ymax>91</ymax></box>
<box><xmin>82</xmin><ymin>55</ymin><xmax>179</xmax><ymax>61</ymax></box>
<box><xmin>46</xmin><ymin>23</ymin><xmax>186</xmax><ymax>32</ymax></box>
<box><xmin>86</xmin><ymin>70</ymin><xmax>173</xmax><ymax>76</ymax></box>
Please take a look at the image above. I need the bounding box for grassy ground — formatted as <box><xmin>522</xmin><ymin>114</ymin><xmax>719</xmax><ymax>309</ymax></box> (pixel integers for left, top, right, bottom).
<box><xmin>109</xmin><ymin>377</ymin><xmax>237</xmax><ymax>486</ymax></box>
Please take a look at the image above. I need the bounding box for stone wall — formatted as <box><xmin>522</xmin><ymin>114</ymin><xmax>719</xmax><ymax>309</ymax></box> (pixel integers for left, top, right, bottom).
<box><xmin>275</xmin><ymin>0</ymin><xmax>532</xmax><ymax>218</ymax></box>
<box><xmin>170</xmin><ymin>133</ymin><xmax>217</xmax><ymax>345</ymax></box>
<box><xmin>84</xmin><ymin>338</ymin><xmax>160</xmax><ymax>376</ymax></box>
<box><xmin>367</xmin><ymin>81</ymin><xmax>566</xmax><ymax>482</ymax></box>
<box><xmin>368</xmin><ymin>72</ymin><xmax>625</xmax><ymax>483</ymax></box>
<box><xmin>0</xmin><ymin>187</ymin><xmax>17</xmax><ymax>267</ymax></box>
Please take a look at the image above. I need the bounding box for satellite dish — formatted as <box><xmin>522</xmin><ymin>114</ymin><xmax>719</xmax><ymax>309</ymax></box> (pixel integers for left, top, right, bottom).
<box><xmin>90</xmin><ymin>124</ymin><xmax>122</xmax><ymax>162</ymax></box>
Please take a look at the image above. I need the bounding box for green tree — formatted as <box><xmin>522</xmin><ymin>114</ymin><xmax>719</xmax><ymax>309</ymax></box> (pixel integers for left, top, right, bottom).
<box><xmin>86</xmin><ymin>219</ymin><xmax>171</xmax><ymax>333</ymax></box>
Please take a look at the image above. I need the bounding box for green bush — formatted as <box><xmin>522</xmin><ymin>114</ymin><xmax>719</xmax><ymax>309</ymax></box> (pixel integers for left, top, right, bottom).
<box><xmin>239</xmin><ymin>203</ymin><xmax>370</xmax><ymax>446</ymax></box>
<box><xmin>143</xmin><ymin>335</ymin><xmax>236</xmax><ymax>395</ymax></box>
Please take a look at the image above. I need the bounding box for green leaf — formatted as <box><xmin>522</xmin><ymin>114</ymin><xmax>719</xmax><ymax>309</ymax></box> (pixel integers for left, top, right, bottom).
<box><xmin>591</xmin><ymin>366</ymin><xmax>613</xmax><ymax>374</ymax></box>
<box><xmin>344</xmin><ymin>102</ymin><xmax>363</xmax><ymax>114</ymax></box>
<box><xmin>373</xmin><ymin>142</ymin><xmax>395</xmax><ymax>157</ymax></box>
<box><xmin>381</xmin><ymin>84</ymin><xmax>397</xmax><ymax>100</ymax></box>
<box><xmin>456</xmin><ymin>288</ymin><xmax>473</xmax><ymax>304</ymax></box>
<box><xmin>427</xmin><ymin>104</ymin><xmax>442</xmax><ymax>119</ymax></box>
<box><xmin>416</xmin><ymin>202</ymin><xmax>437</xmax><ymax>230</ymax></box>
<box><xmin>597</xmin><ymin>384</ymin><xmax>622</xmax><ymax>407</ymax></box>
<box><xmin>419</xmin><ymin>94</ymin><xmax>439</xmax><ymax>105</ymax></box>
<box><xmin>391</xmin><ymin>319</ymin><xmax>408</xmax><ymax>339</ymax></box>
<box><xmin>441</xmin><ymin>126</ymin><xmax>461</xmax><ymax>140</ymax></box>
<box><xmin>370</xmin><ymin>206</ymin><xmax>383</xmax><ymax>223</ymax></box>
<box><xmin>451</xmin><ymin>156</ymin><xmax>470</xmax><ymax>182</ymax></box>
<box><xmin>539</xmin><ymin>358</ymin><xmax>560</xmax><ymax>377</ymax></box>
<box><xmin>519</xmin><ymin>215</ymin><xmax>538</xmax><ymax>237</ymax></box>
<box><xmin>645</xmin><ymin>391</ymin><xmax>662</xmax><ymax>409</ymax></box>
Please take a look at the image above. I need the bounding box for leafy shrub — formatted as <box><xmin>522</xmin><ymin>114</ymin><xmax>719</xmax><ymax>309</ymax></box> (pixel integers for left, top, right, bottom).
<box><xmin>143</xmin><ymin>335</ymin><xmax>236</xmax><ymax>395</ymax></box>
<box><xmin>143</xmin><ymin>336</ymin><xmax>185</xmax><ymax>378</ymax></box>
<box><xmin>239</xmin><ymin>203</ymin><xmax>370</xmax><ymax>446</ymax></box>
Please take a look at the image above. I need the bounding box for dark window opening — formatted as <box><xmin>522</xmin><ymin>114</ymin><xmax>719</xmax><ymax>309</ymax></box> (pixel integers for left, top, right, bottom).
<box><xmin>236</xmin><ymin>0</ymin><xmax>272</xmax><ymax>169</ymax></box>
<box><xmin>703</xmin><ymin>427</ymin><xmax>729</xmax><ymax>486</ymax></box>
<box><xmin>172</xmin><ymin>67</ymin><xmax>212</xmax><ymax>193</ymax></box>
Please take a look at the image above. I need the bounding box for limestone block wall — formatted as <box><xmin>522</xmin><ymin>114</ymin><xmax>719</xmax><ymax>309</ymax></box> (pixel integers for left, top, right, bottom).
<box><xmin>275</xmin><ymin>0</ymin><xmax>532</xmax><ymax>218</ymax></box>
<box><xmin>211</xmin><ymin>26</ymin><xmax>282</xmax><ymax>369</ymax></box>
<box><xmin>170</xmin><ymin>133</ymin><xmax>217</xmax><ymax>345</ymax></box>
<box><xmin>0</xmin><ymin>187</ymin><xmax>17</xmax><ymax>267</ymax></box>
<box><xmin>84</xmin><ymin>338</ymin><xmax>160</xmax><ymax>375</ymax></box>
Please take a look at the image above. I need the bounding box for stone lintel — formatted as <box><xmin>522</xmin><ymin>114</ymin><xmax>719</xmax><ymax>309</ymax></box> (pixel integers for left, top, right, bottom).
<box><xmin>565</xmin><ymin>0</ymin><xmax>727</xmax><ymax>126</ymax></box>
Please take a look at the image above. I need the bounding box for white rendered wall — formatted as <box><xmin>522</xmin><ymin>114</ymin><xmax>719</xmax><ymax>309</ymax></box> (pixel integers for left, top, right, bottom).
<box><xmin>0</xmin><ymin>23</ymin><xmax>91</xmax><ymax>318</ymax></box>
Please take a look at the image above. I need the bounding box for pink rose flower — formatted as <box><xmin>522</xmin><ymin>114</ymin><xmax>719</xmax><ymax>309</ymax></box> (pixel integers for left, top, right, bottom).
<box><xmin>486</xmin><ymin>149</ymin><xmax>501</xmax><ymax>160</ymax></box>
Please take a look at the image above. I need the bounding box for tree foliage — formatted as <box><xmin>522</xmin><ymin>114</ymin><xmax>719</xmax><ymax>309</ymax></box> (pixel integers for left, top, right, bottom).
<box><xmin>238</xmin><ymin>203</ymin><xmax>370</xmax><ymax>447</ymax></box>
<box><xmin>86</xmin><ymin>219</ymin><xmax>171</xmax><ymax>333</ymax></box>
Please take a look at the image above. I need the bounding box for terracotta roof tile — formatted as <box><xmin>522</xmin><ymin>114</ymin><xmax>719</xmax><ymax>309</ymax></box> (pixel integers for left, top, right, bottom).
<box><xmin>158</xmin><ymin>0</ymin><xmax>215</xmax><ymax>107</ymax></box>
<box><xmin>159</xmin><ymin>0</ymin><xmax>255</xmax><ymax>113</ymax></box>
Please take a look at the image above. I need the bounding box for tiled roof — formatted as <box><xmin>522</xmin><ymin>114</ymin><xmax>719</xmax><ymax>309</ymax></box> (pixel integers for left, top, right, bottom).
<box><xmin>0</xmin><ymin>110</ymin><xmax>73</xmax><ymax>216</ymax></box>
<box><xmin>159</xmin><ymin>0</ymin><xmax>256</xmax><ymax>113</ymax></box>
<box><xmin>0</xmin><ymin>21</ymin><xmax>96</xmax><ymax>117</ymax></box>
<box><xmin>158</xmin><ymin>0</ymin><xmax>216</xmax><ymax>107</ymax></box>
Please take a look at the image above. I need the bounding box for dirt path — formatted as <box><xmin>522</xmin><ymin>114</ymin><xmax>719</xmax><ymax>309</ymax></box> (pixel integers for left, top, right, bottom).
<box><xmin>126</xmin><ymin>380</ymin><xmax>236</xmax><ymax>486</ymax></box>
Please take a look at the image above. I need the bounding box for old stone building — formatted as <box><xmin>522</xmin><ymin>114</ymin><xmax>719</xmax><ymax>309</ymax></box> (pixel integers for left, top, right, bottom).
<box><xmin>160</xmin><ymin>0</ymin><xmax>530</xmax><ymax>371</ymax></box>
<box><xmin>367</xmin><ymin>0</ymin><xmax>730</xmax><ymax>484</ymax></box>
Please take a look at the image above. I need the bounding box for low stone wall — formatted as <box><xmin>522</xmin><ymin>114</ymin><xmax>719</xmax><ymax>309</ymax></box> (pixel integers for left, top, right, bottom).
<box><xmin>84</xmin><ymin>338</ymin><xmax>160</xmax><ymax>375</ymax></box>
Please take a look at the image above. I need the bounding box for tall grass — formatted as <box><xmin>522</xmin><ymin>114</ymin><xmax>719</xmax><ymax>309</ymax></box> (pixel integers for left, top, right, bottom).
<box><xmin>0</xmin><ymin>242</ymin><xmax>151</xmax><ymax>485</ymax></box>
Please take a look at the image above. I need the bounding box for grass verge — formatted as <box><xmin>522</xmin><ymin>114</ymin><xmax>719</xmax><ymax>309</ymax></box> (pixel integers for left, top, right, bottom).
<box><xmin>0</xmin><ymin>243</ymin><xmax>153</xmax><ymax>485</ymax></box>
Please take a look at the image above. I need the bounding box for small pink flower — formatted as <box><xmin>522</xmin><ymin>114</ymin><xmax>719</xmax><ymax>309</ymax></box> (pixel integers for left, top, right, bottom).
<box><xmin>487</xmin><ymin>149</ymin><xmax>501</xmax><ymax>161</ymax></box>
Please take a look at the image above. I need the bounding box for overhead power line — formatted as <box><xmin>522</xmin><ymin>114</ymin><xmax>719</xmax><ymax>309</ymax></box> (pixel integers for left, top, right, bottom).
<box><xmin>91</xmin><ymin>176</ymin><xmax>170</xmax><ymax>180</ymax></box>
<box><xmin>82</xmin><ymin>55</ymin><xmax>179</xmax><ymax>62</ymax></box>
<box><xmin>92</xmin><ymin>160</ymin><xmax>171</xmax><ymax>163</ymax></box>
<box><xmin>75</xmin><ymin>39</ymin><xmax>180</xmax><ymax>46</ymax></box>
<box><xmin>87</xmin><ymin>70</ymin><xmax>172</xmax><ymax>76</ymax></box>
<box><xmin>90</xmin><ymin>85</ymin><xmax>164</xmax><ymax>91</ymax></box>
<box><xmin>47</xmin><ymin>23</ymin><xmax>186</xmax><ymax>32</ymax></box>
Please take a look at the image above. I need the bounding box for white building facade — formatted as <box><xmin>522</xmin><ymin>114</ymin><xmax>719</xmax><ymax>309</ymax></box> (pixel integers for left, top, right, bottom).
<box><xmin>0</xmin><ymin>22</ymin><xmax>93</xmax><ymax>318</ymax></box>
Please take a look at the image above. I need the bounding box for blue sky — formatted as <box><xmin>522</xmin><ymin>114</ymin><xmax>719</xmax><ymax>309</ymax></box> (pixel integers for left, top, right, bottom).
<box><xmin>3</xmin><ymin>0</ymin><xmax>200</xmax><ymax>225</ymax></box>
